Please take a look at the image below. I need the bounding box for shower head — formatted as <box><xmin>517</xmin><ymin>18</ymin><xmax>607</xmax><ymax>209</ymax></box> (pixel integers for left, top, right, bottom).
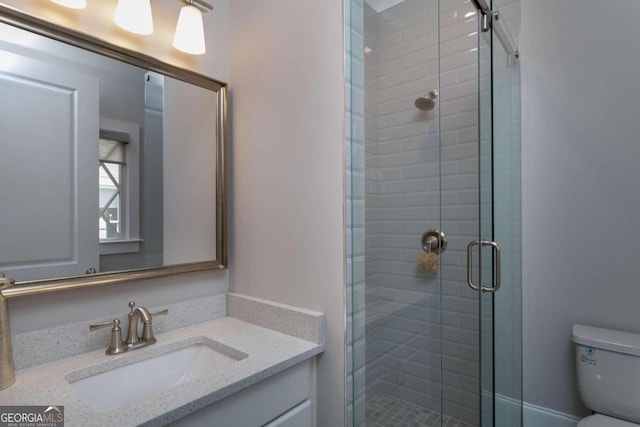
<box><xmin>415</xmin><ymin>89</ymin><xmax>438</xmax><ymax>111</ymax></box>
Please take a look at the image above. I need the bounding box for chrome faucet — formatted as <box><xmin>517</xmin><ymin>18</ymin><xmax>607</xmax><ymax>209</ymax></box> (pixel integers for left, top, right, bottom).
<box><xmin>90</xmin><ymin>301</ymin><xmax>168</xmax><ymax>355</ymax></box>
<box><xmin>126</xmin><ymin>301</ymin><xmax>168</xmax><ymax>345</ymax></box>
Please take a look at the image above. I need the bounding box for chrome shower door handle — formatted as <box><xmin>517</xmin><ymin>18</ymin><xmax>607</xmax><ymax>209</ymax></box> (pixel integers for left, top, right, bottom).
<box><xmin>466</xmin><ymin>240</ymin><xmax>501</xmax><ymax>293</ymax></box>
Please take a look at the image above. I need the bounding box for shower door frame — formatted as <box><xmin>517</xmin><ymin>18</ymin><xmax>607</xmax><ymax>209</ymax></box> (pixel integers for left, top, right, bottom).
<box><xmin>471</xmin><ymin>1</ymin><xmax>522</xmax><ymax>426</ymax></box>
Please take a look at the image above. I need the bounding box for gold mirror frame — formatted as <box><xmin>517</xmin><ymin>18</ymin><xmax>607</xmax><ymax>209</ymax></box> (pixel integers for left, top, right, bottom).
<box><xmin>0</xmin><ymin>5</ymin><xmax>228</xmax><ymax>299</ymax></box>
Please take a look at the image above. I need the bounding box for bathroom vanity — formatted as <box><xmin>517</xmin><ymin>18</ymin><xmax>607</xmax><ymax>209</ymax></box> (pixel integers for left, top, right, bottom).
<box><xmin>0</xmin><ymin>294</ymin><xmax>324</xmax><ymax>426</ymax></box>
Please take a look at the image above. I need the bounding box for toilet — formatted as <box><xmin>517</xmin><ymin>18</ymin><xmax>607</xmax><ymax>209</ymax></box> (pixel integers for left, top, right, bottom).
<box><xmin>572</xmin><ymin>324</ymin><xmax>640</xmax><ymax>426</ymax></box>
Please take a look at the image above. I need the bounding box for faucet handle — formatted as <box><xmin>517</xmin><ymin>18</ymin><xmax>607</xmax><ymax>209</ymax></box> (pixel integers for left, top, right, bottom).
<box><xmin>128</xmin><ymin>301</ymin><xmax>136</xmax><ymax>313</ymax></box>
<box><xmin>150</xmin><ymin>308</ymin><xmax>169</xmax><ymax>317</ymax></box>
<box><xmin>90</xmin><ymin>319</ymin><xmax>126</xmax><ymax>355</ymax></box>
<box><xmin>90</xmin><ymin>319</ymin><xmax>118</xmax><ymax>331</ymax></box>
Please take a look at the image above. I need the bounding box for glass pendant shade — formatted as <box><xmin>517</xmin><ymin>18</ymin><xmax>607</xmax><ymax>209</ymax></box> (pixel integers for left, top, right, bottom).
<box><xmin>50</xmin><ymin>0</ymin><xmax>87</xmax><ymax>9</ymax></box>
<box><xmin>113</xmin><ymin>0</ymin><xmax>154</xmax><ymax>35</ymax></box>
<box><xmin>172</xmin><ymin>5</ymin><xmax>206</xmax><ymax>55</ymax></box>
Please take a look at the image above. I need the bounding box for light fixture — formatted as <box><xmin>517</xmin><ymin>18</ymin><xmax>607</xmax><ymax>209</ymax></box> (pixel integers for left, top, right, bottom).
<box><xmin>173</xmin><ymin>0</ymin><xmax>213</xmax><ymax>55</ymax></box>
<box><xmin>50</xmin><ymin>0</ymin><xmax>87</xmax><ymax>9</ymax></box>
<box><xmin>113</xmin><ymin>0</ymin><xmax>154</xmax><ymax>35</ymax></box>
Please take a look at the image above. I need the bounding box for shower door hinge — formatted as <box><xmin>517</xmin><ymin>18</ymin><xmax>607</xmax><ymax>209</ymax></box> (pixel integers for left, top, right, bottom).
<box><xmin>481</xmin><ymin>12</ymin><xmax>491</xmax><ymax>32</ymax></box>
<box><xmin>471</xmin><ymin>0</ymin><xmax>492</xmax><ymax>32</ymax></box>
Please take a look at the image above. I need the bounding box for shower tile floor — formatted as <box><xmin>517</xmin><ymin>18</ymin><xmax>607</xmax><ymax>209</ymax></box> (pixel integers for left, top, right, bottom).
<box><xmin>366</xmin><ymin>393</ymin><xmax>476</xmax><ymax>427</ymax></box>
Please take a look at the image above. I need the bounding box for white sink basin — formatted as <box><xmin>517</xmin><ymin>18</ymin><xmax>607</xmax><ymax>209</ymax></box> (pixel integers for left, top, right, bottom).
<box><xmin>66</xmin><ymin>338</ymin><xmax>248</xmax><ymax>412</ymax></box>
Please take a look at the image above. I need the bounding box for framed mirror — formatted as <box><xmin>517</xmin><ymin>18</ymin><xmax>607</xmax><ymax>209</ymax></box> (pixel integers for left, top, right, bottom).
<box><xmin>0</xmin><ymin>5</ymin><xmax>227</xmax><ymax>297</ymax></box>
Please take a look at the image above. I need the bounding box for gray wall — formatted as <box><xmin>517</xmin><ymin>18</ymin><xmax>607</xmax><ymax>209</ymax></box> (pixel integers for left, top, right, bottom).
<box><xmin>227</xmin><ymin>1</ymin><xmax>346</xmax><ymax>426</ymax></box>
<box><xmin>522</xmin><ymin>0</ymin><xmax>640</xmax><ymax>417</ymax></box>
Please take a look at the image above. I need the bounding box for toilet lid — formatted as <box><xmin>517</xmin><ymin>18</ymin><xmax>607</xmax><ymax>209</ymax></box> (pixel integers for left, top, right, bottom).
<box><xmin>578</xmin><ymin>415</ymin><xmax>639</xmax><ymax>427</ymax></box>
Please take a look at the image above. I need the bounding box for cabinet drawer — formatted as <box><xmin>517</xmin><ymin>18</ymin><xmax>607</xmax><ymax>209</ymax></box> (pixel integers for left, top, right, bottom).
<box><xmin>264</xmin><ymin>400</ymin><xmax>311</xmax><ymax>427</ymax></box>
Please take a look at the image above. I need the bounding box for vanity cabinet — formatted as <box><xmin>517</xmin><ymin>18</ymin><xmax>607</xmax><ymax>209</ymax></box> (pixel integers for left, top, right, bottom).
<box><xmin>171</xmin><ymin>359</ymin><xmax>315</xmax><ymax>427</ymax></box>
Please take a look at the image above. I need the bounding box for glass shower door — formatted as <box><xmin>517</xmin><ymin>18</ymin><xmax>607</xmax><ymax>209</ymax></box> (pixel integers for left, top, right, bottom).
<box><xmin>345</xmin><ymin>0</ymin><xmax>521</xmax><ymax>425</ymax></box>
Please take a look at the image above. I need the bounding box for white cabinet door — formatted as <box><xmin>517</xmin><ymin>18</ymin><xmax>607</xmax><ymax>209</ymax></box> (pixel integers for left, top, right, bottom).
<box><xmin>0</xmin><ymin>36</ymin><xmax>100</xmax><ymax>280</ymax></box>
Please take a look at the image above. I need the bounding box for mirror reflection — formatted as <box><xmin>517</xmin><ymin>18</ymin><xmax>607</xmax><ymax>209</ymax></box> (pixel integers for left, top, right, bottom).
<box><xmin>0</xmin><ymin>22</ymin><xmax>218</xmax><ymax>282</ymax></box>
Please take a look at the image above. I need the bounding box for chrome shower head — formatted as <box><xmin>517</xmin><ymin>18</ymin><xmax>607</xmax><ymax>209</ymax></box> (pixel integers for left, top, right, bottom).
<box><xmin>415</xmin><ymin>89</ymin><xmax>438</xmax><ymax>111</ymax></box>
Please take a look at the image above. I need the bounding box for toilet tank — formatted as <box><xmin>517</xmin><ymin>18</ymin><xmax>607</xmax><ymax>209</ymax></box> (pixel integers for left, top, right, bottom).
<box><xmin>572</xmin><ymin>324</ymin><xmax>640</xmax><ymax>424</ymax></box>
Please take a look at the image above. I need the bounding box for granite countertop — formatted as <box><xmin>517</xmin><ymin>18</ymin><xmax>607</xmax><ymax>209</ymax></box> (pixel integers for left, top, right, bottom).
<box><xmin>0</xmin><ymin>316</ymin><xmax>324</xmax><ymax>426</ymax></box>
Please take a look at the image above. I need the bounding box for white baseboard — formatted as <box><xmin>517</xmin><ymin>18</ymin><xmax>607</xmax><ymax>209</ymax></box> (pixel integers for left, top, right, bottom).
<box><xmin>523</xmin><ymin>400</ymin><xmax>580</xmax><ymax>427</ymax></box>
<box><xmin>490</xmin><ymin>393</ymin><xmax>580</xmax><ymax>427</ymax></box>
